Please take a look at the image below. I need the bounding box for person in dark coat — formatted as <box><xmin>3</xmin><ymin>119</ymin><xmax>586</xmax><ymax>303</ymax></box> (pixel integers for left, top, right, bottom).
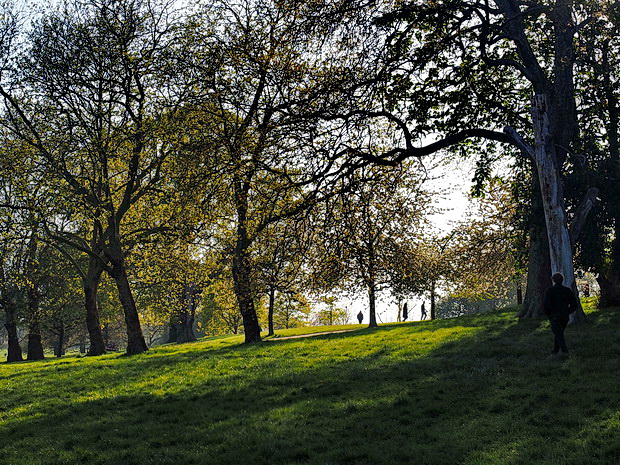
<box><xmin>420</xmin><ymin>302</ymin><xmax>427</xmax><ymax>320</ymax></box>
<box><xmin>402</xmin><ymin>302</ymin><xmax>408</xmax><ymax>321</ymax></box>
<box><xmin>543</xmin><ymin>272</ymin><xmax>578</xmax><ymax>355</ymax></box>
<box><xmin>357</xmin><ymin>311</ymin><xmax>363</xmax><ymax>324</ymax></box>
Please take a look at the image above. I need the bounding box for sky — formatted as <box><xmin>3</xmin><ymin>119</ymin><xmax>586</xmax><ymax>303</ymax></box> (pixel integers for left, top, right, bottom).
<box><xmin>337</xmin><ymin>155</ymin><xmax>479</xmax><ymax>324</ymax></box>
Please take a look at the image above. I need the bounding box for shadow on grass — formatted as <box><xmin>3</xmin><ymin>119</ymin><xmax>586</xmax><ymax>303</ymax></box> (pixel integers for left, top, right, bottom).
<box><xmin>1</xmin><ymin>308</ymin><xmax>619</xmax><ymax>465</ymax></box>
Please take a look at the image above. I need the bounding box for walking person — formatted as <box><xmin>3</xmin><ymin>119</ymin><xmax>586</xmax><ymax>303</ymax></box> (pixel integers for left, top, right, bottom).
<box><xmin>420</xmin><ymin>302</ymin><xmax>427</xmax><ymax>320</ymax></box>
<box><xmin>544</xmin><ymin>273</ymin><xmax>578</xmax><ymax>356</ymax></box>
<box><xmin>402</xmin><ymin>302</ymin><xmax>408</xmax><ymax>322</ymax></box>
<box><xmin>357</xmin><ymin>311</ymin><xmax>363</xmax><ymax>324</ymax></box>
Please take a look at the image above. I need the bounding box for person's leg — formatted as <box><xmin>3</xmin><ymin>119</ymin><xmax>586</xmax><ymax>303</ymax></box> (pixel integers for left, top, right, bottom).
<box><xmin>550</xmin><ymin>318</ymin><xmax>568</xmax><ymax>353</ymax></box>
<box><xmin>549</xmin><ymin>318</ymin><xmax>567</xmax><ymax>354</ymax></box>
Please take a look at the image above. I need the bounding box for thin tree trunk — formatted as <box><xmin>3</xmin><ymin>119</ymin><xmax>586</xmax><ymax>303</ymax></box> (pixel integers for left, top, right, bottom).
<box><xmin>267</xmin><ymin>286</ymin><xmax>275</xmax><ymax>336</ymax></box>
<box><xmin>430</xmin><ymin>283</ymin><xmax>436</xmax><ymax>320</ymax></box>
<box><xmin>54</xmin><ymin>323</ymin><xmax>65</xmax><ymax>357</ymax></box>
<box><xmin>368</xmin><ymin>281</ymin><xmax>377</xmax><ymax>328</ymax></box>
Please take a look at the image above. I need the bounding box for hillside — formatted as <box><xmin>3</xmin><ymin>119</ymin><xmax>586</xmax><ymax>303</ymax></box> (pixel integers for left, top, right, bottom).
<box><xmin>1</xmin><ymin>304</ymin><xmax>619</xmax><ymax>465</ymax></box>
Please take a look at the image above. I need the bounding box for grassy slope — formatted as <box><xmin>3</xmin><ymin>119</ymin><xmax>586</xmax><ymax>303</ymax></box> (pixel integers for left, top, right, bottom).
<box><xmin>0</xmin><ymin>304</ymin><xmax>619</xmax><ymax>465</ymax></box>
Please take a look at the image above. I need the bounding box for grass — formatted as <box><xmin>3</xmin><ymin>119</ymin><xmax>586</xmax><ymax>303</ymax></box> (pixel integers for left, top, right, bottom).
<box><xmin>0</xmin><ymin>303</ymin><xmax>619</xmax><ymax>465</ymax></box>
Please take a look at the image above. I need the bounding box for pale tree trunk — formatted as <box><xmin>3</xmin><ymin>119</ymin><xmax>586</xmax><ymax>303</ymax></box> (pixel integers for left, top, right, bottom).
<box><xmin>530</xmin><ymin>94</ymin><xmax>585</xmax><ymax>323</ymax></box>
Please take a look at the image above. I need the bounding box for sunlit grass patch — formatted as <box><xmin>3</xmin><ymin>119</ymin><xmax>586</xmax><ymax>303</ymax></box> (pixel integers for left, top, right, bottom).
<box><xmin>1</xmin><ymin>306</ymin><xmax>619</xmax><ymax>464</ymax></box>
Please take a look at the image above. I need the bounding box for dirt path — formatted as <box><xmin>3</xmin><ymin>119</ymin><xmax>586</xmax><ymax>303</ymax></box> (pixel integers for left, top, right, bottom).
<box><xmin>266</xmin><ymin>329</ymin><xmax>357</xmax><ymax>341</ymax></box>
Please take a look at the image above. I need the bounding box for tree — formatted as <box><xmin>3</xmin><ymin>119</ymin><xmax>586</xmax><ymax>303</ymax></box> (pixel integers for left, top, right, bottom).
<box><xmin>314</xmin><ymin>0</ymin><xmax>608</xmax><ymax>323</ymax></box>
<box><xmin>181</xmin><ymin>0</ymin><xmax>359</xmax><ymax>342</ymax></box>
<box><xmin>0</xmin><ymin>0</ymin><xmax>188</xmax><ymax>354</ymax></box>
<box><xmin>311</xmin><ymin>163</ymin><xmax>430</xmax><ymax>327</ymax></box>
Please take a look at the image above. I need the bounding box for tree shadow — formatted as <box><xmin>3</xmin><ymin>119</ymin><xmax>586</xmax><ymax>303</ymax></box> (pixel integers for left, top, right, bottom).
<box><xmin>1</xmin><ymin>308</ymin><xmax>618</xmax><ymax>465</ymax></box>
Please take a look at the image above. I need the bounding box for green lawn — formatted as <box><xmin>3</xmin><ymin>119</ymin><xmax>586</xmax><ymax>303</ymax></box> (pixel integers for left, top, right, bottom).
<box><xmin>1</xmin><ymin>304</ymin><xmax>619</xmax><ymax>465</ymax></box>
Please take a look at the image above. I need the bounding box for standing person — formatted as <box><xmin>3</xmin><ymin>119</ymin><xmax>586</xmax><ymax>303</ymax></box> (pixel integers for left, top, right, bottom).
<box><xmin>402</xmin><ymin>302</ymin><xmax>408</xmax><ymax>321</ymax></box>
<box><xmin>544</xmin><ymin>273</ymin><xmax>578</xmax><ymax>356</ymax></box>
<box><xmin>420</xmin><ymin>302</ymin><xmax>427</xmax><ymax>320</ymax></box>
<box><xmin>357</xmin><ymin>311</ymin><xmax>363</xmax><ymax>324</ymax></box>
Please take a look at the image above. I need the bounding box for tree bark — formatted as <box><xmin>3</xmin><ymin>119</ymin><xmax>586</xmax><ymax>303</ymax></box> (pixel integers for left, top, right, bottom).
<box><xmin>3</xmin><ymin>299</ymin><xmax>23</xmax><ymax>362</ymax></box>
<box><xmin>267</xmin><ymin>286</ymin><xmax>275</xmax><ymax>336</ymax></box>
<box><xmin>530</xmin><ymin>94</ymin><xmax>586</xmax><ymax>323</ymax></box>
<box><xmin>367</xmin><ymin>281</ymin><xmax>377</xmax><ymax>328</ymax></box>
<box><xmin>26</xmin><ymin>288</ymin><xmax>45</xmax><ymax>361</ymax></box>
<box><xmin>231</xmin><ymin>183</ymin><xmax>262</xmax><ymax>343</ymax></box>
<box><xmin>519</xmin><ymin>221</ymin><xmax>551</xmax><ymax>318</ymax></box>
<box><xmin>54</xmin><ymin>322</ymin><xmax>65</xmax><ymax>357</ymax></box>
<box><xmin>110</xmin><ymin>262</ymin><xmax>148</xmax><ymax>354</ymax></box>
<box><xmin>598</xmin><ymin>223</ymin><xmax>620</xmax><ymax>307</ymax></box>
<box><xmin>430</xmin><ymin>282</ymin><xmax>436</xmax><ymax>320</ymax></box>
<box><xmin>84</xmin><ymin>255</ymin><xmax>106</xmax><ymax>356</ymax></box>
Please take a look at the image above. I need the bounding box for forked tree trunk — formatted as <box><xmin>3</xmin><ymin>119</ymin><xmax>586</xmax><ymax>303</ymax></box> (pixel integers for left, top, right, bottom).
<box><xmin>530</xmin><ymin>95</ymin><xmax>585</xmax><ymax>323</ymax></box>
<box><xmin>367</xmin><ymin>281</ymin><xmax>378</xmax><ymax>328</ymax></box>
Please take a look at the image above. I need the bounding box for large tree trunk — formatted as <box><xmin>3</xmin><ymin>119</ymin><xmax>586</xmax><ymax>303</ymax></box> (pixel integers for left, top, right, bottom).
<box><xmin>26</xmin><ymin>288</ymin><xmax>45</xmax><ymax>361</ymax></box>
<box><xmin>367</xmin><ymin>281</ymin><xmax>378</xmax><ymax>328</ymax></box>
<box><xmin>110</xmin><ymin>263</ymin><xmax>148</xmax><ymax>354</ymax></box>
<box><xmin>231</xmin><ymin>185</ymin><xmax>262</xmax><ymax>343</ymax></box>
<box><xmin>531</xmin><ymin>94</ymin><xmax>585</xmax><ymax>323</ymax></box>
<box><xmin>106</xmin><ymin>232</ymin><xmax>148</xmax><ymax>354</ymax></box>
<box><xmin>519</xmin><ymin>222</ymin><xmax>551</xmax><ymax>318</ymax></box>
<box><xmin>84</xmin><ymin>256</ymin><xmax>106</xmax><ymax>356</ymax></box>
<box><xmin>3</xmin><ymin>298</ymin><xmax>23</xmax><ymax>362</ymax></box>
<box><xmin>598</xmin><ymin>222</ymin><xmax>620</xmax><ymax>307</ymax></box>
<box><xmin>232</xmin><ymin>250</ymin><xmax>261</xmax><ymax>343</ymax></box>
<box><xmin>25</xmin><ymin>233</ymin><xmax>45</xmax><ymax>360</ymax></box>
<box><xmin>267</xmin><ymin>286</ymin><xmax>275</xmax><ymax>336</ymax></box>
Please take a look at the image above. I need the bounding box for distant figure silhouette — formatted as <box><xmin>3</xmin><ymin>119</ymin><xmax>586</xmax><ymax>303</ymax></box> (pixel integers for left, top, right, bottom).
<box><xmin>357</xmin><ymin>311</ymin><xmax>363</xmax><ymax>324</ymax></box>
<box><xmin>402</xmin><ymin>302</ymin><xmax>408</xmax><ymax>321</ymax></box>
<box><xmin>421</xmin><ymin>302</ymin><xmax>427</xmax><ymax>320</ymax></box>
